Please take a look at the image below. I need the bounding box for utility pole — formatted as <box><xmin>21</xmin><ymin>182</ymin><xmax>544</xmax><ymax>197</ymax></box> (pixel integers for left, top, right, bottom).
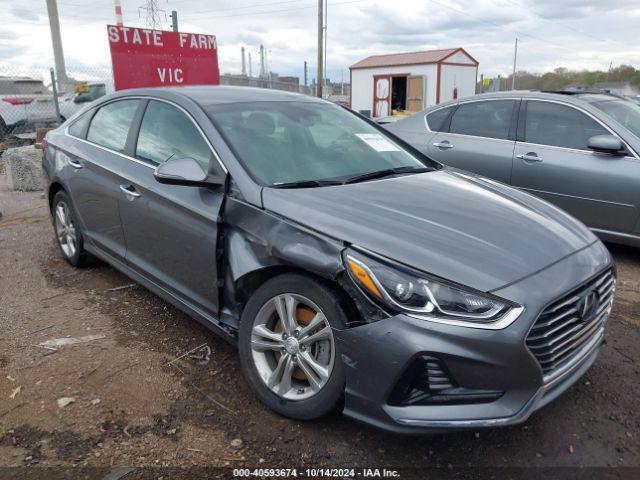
<box><xmin>323</xmin><ymin>0</ymin><xmax>327</xmax><ymax>96</ymax></box>
<box><xmin>50</xmin><ymin>68</ymin><xmax>62</xmax><ymax>124</ymax></box>
<box><xmin>170</xmin><ymin>10</ymin><xmax>178</xmax><ymax>32</ymax></box>
<box><xmin>317</xmin><ymin>0</ymin><xmax>323</xmax><ymax>98</ymax></box>
<box><xmin>46</xmin><ymin>0</ymin><xmax>68</xmax><ymax>86</ymax></box>
<box><xmin>511</xmin><ymin>37</ymin><xmax>518</xmax><ymax>90</ymax></box>
<box><xmin>304</xmin><ymin>61</ymin><xmax>308</xmax><ymax>88</ymax></box>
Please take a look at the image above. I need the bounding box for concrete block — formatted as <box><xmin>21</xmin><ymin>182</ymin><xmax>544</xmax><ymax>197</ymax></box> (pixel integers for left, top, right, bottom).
<box><xmin>2</xmin><ymin>145</ymin><xmax>45</xmax><ymax>192</ymax></box>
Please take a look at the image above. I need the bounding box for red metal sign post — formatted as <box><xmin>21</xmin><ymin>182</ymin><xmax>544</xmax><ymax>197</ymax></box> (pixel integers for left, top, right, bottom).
<box><xmin>107</xmin><ymin>25</ymin><xmax>220</xmax><ymax>90</ymax></box>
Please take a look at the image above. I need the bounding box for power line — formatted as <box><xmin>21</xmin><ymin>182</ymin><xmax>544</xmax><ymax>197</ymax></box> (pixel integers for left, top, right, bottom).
<box><xmin>180</xmin><ymin>0</ymin><xmax>365</xmax><ymax>20</ymax></box>
<box><xmin>188</xmin><ymin>0</ymin><xmax>308</xmax><ymax>15</ymax></box>
<box><xmin>425</xmin><ymin>0</ymin><xmax>577</xmax><ymax>53</ymax></box>
<box><xmin>57</xmin><ymin>0</ymin><xmax>307</xmax><ymax>14</ymax></box>
<box><xmin>501</xmin><ymin>0</ymin><xmax>622</xmax><ymax>46</ymax></box>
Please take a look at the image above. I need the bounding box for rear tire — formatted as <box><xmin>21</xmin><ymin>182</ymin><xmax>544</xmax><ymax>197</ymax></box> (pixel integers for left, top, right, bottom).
<box><xmin>51</xmin><ymin>190</ymin><xmax>92</xmax><ymax>267</ymax></box>
<box><xmin>238</xmin><ymin>274</ymin><xmax>347</xmax><ymax>420</ymax></box>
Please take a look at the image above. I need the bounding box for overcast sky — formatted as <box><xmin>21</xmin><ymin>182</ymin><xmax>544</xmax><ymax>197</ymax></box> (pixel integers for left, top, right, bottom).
<box><xmin>2</xmin><ymin>0</ymin><xmax>639</xmax><ymax>83</ymax></box>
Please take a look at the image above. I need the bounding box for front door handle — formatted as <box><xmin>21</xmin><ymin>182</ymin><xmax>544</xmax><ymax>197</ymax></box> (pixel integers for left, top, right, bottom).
<box><xmin>119</xmin><ymin>184</ymin><xmax>141</xmax><ymax>199</ymax></box>
<box><xmin>433</xmin><ymin>141</ymin><xmax>454</xmax><ymax>149</ymax></box>
<box><xmin>68</xmin><ymin>158</ymin><xmax>83</xmax><ymax>169</ymax></box>
<box><xmin>516</xmin><ymin>152</ymin><xmax>543</xmax><ymax>163</ymax></box>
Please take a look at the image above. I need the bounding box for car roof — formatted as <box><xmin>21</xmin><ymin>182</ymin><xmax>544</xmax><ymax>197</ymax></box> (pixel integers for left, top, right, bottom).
<box><xmin>109</xmin><ymin>85</ymin><xmax>325</xmax><ymax>107</ymax></box>
<box><xmin>450</xmin><ymin>90</ymin><xmax>626</xmax><ymax>106</ymax></box>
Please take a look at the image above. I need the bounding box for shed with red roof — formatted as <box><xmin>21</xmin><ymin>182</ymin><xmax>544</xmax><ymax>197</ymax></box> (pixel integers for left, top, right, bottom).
<box><xmin>349</xmin><ymin>47</ymin><xmax>478</xmax><ymax>118</ymax></box>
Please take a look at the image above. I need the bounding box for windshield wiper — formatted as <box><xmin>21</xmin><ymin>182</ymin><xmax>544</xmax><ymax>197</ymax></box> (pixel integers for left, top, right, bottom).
<box><xmin>272</xmin><ymin>166</ymin><xmax>430</xmax><ymax>188</ymax></box>
<box><xmin>271</xmin><ymin>179</ymin><xmax>343</xmax><ymax>189</ymax></box>
<box><xmin>342</xmin><ymin>165</ymin><xmax>430</xmax><ymax>184</ymax></box>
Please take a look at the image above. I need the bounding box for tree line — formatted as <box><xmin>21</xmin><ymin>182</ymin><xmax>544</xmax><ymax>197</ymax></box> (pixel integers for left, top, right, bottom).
<box><xmin>482</xmin><ymin>65</ymin><xmax>640</xmax><ymax>92</ymax></box>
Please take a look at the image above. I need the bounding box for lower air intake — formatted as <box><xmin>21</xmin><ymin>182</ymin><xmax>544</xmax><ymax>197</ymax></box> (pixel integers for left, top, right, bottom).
<box><xmin>388</xmin><ymin>356</ymin><xmax>503</xmax><ymax>406</ymax></box>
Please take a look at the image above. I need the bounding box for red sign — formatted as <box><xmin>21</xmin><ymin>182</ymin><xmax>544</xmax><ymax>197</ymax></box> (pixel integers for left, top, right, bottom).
<box><xmin>107</xmin><ymin>25</ymin><xmax>220</xmax><ymax>90</ymax></box>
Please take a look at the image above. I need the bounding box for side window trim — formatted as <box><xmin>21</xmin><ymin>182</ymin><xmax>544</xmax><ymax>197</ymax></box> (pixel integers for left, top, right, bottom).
<box><xmin>134</xmin><ymin>99</ymin><xmax>218</xmax><ymax>174</ymax></box>
<box><xmin>516</xmin><ymin>100</ymin><xmax>527</xmax><ymax>143</ymax></box>
<box><xmin>519</xmin><ymin>99</ymin><xmax>638</xmax><ymax>158</ymax></box>
<box><xmin>125</xmin><ymin>99</ymin><xmax>149</xmax><ymax>158</ymax></box>
<box><xmin>424</xmin><ymin>104</ymin><xmax>456</xmax><ymax>133</ymax></box>
<box><xmin>141</xmin><ymin>98</ymin><xmax>228</xmax><ymax>175</ymax></box>
<box><xmin>64</xmin><ymin>96</ymin><xmax>230</xmax><ymax>174</ymax></box>
<box><xmin>508</xmin><ymin>99</ymin><xmax>521</xmax><ymax>141</ymax></box>
<box><xmin>427</xmin><ymin>98</ymin><xmax>521</xmax><ymax>139</ymax></box>
<box><xmin>86</xmin><ymin>98</ymin><xmax>141</xmax><ymax>154</ymax></box>
<box><xmin>442</xmin><ymin>104</ymin><xmax>457</xmax><ymax>133</ymax></box>
<box><xmin>68</xmin><ymin>107</ymin><xmax>98</xmax><ymax>140</ymax></box>
<box><xmin>447</xmin><ymin>98</ymin><xmax>517</xmax><ymax>141</ymax></box>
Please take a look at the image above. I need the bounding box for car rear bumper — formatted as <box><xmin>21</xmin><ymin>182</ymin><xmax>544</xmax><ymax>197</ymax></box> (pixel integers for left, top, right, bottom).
<box><xmin>335</xmin><ymin>240</ymin><xmax>613</xmax><ymax>434</ymax></box>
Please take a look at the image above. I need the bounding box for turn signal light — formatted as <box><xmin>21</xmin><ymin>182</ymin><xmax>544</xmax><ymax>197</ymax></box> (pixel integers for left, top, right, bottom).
<box><xmin>347</xmin><ymin>258</ymin><xmax>383</xmax><ymax>299</ymax></box>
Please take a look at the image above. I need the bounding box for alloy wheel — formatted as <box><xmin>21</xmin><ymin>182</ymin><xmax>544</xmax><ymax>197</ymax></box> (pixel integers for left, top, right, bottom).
<box><xmin>250</xmin><ymin>293</ymin><xmax>335</xmax><ymax>401</ymax></box>
<box><xmin>54</xmin><ymin>200</ymin><xmax>77</xmax><ymax>258</ymax></box>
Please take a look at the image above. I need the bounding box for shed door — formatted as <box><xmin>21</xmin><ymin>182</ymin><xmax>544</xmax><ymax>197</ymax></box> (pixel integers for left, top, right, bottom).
<box><xmin>373</xmin><ymin>75</ymin><xmax>391</xmax><ymax>117</ymax></box>
<box><xmin>407</xmin><ymin>76</ymin><xmax>425</xmax><ymax>112</ymax></box>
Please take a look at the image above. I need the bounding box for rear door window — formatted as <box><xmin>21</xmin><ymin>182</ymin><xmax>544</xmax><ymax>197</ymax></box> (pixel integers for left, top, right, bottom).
<box><xmin>68</xmin><ymin>110</ymin><xmax>93</xmax><ymax>139</ymax></box>
<box><xmin>86</xmin><ymin>99</ymin><xmax>140</xmax><ymax>153</ymax></box>
<box><xmin>426</xmin><ymin>105</ymin><xmax>455</xmax><ymax>132</ymax></box>
<box><xmin>525</xmin><ymin>101</ymin><xmax>609</xmax><ymax>150</ymax></box>
<box><xmin>135</xmin><ymin>100</ymin><xmax>212</xmax><ymax>170</ymax></box>
<box><xmin>449</xmin><ymin>100</ymin><xmax>515</xmax><ymax>140</ymax></box>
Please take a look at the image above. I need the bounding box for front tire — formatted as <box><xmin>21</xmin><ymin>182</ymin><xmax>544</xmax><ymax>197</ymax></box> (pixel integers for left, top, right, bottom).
<box><xmin>51</xmin><ymin>190</ymin><xmax>91</xmax><ymax>267</ymax></box>
<box><xmin>238</xmin><ymin>274</ymin><xmax>347</xmax><ymax>420</ymax></box>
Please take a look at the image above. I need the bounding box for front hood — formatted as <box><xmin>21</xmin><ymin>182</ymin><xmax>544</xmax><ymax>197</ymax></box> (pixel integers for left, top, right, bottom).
<box><xmin>262</xmin><ymin>170</ymin><xmax>598</xmax><ymax>292</ymax></box>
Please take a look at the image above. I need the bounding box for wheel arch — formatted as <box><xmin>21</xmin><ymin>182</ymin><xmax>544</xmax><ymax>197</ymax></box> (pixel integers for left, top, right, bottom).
<box><xmin>221</xmin><ymin>199</ymin><xmax>363</xmax><ymax>328</ymax></box>
<box><xmin>48</xmin><ymin>181</ymin><xmax>66</xmax><ymax>211</ymax></box>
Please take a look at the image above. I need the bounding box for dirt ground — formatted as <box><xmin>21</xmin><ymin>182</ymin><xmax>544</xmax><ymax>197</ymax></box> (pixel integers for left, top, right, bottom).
<box><xmin>1</xmin><ymin>173</ymin><xmax>639</xmax><ymax>479</ymax></box>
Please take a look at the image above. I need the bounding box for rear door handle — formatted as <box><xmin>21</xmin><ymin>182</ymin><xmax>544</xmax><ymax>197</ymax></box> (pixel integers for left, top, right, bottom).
<box><xmin>119</xmin><ymin>184</ymin><xmax>141</xmax><ymax>199</ymax></box>
<box><xmin>68</xmin><ymin>158</ymin><xmax>83</xmax><ymax>169</ymax></box>
<box><xmin>516</xmin><ymin>153</ymin><xmax>543</xmax><ymax>163</ymax></box>
<box><xmin>432</xmin><ymin>141</ymin><xmax>454</xmax><ymax>149</ymax></box>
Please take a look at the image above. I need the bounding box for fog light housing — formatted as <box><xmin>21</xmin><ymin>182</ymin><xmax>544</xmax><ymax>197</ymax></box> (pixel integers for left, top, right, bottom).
<box><xmin>388</xmin><ymin>356</ymin><xmax>504</xmax><ymax>406</ymax></box>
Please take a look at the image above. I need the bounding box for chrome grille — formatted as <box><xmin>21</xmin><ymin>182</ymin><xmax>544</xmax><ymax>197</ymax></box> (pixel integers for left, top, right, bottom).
<box><xmin>526</xmin><ymin>269</ymin><xmax>615</xmax><ymax>378</ymax></box>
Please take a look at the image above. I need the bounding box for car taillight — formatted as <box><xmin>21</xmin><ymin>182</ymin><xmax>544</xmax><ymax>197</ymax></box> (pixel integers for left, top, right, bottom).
<box><xmin>2</xmin><ymin>97</ymin><xmax>33</xmax><ymax>105</ymax></box>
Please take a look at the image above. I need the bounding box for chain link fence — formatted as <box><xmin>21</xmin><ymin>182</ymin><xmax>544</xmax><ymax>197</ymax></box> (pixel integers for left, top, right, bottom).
<box><xmin>0</xmin><ymin>65</ymin><xmax>111</xmax><ymax>150</ymax></box>
<box><xmin>0</xmin><ymin>64</ymin><xmax>349</xmax><ymax>153</ymax></box>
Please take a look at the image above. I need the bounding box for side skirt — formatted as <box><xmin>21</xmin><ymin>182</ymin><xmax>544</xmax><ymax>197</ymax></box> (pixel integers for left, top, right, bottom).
<box><xmin>85</xmin><ymin>243</ymin><xmax>238</xmax><ymax>346</ymax></box>
<box><xmin>591</xmin><ymin>228</ymin><xmax>640</xmax><ymax>248</ymax></box>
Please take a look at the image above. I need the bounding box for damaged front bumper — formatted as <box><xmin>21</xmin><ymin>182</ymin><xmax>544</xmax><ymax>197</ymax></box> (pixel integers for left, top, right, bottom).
<box><xmin>334</xmin><ymin>240</ymin><xmax>613</xmax><ymax>434</ymax></box>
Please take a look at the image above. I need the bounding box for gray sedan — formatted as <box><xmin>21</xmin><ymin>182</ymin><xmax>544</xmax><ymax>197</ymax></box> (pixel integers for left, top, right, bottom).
<box><xmin>43</xmin><ymin>86</ymin><xmax>614</xmax><ymax>433</ymax></box>
<box><xmin>386</xmin><ymin>91</ymin><xmax>640</xmax><ymax>247</ymax></box>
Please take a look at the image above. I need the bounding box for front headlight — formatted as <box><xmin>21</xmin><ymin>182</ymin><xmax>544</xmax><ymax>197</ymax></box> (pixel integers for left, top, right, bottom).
<box><xmin>345</xmin><ymin>250</ymin><xmax>521</xmax><ymax>327</ymax></box>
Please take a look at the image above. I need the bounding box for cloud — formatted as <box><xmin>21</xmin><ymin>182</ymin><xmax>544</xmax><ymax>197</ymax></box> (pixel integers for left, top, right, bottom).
<box><xmin>10</xmin><ymin>6</ymin><xmax>41</xmax><ymax>22</ymax></box>
<box><xmin>1</xmin><ymin>0</ymin><xmax>638</xmax><ymax>83</ymax></box>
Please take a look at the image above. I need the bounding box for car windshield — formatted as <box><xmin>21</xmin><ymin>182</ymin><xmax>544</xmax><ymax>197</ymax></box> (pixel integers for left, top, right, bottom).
<box><xmin>206</xmin><ymin>101</ymin><xmax>433</xmax><ymax>187</ymax></box>
<box><xmin>591</xmin><ymin>99</ymin><xmax>640</xmax><ymax>138</ymax></box>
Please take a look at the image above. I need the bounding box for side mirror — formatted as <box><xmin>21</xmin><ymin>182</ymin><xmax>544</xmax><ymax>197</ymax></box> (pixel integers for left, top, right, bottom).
<box><xmin>588</xmin><ymin>134</ymin><xmax>624</xmax><ymax>155</ymax></box>
<box><xmin>154</xmin><ymin>157</ymin><xmax>224</xmax><ymax>187</ymax></box>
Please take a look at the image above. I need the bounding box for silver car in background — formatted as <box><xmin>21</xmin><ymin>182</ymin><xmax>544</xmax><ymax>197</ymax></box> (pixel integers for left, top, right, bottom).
<box><xmin>386</xmin><ymin>92</ymin><xmax>640</xmax><ymax>247</ymax></box>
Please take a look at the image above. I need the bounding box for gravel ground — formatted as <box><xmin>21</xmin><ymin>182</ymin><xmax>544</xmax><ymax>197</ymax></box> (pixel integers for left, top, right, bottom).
<box><xmin>0</xmin><ymin>174</ymin><xmax>639</xmax><ymax>479</ymax></box>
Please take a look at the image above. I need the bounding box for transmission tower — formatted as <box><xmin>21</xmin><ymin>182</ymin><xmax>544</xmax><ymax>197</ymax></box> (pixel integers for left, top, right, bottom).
<box><xmin>139</xmin><ymin>0</ymin><xmax>166</xmax><ymax>30</ymax></box>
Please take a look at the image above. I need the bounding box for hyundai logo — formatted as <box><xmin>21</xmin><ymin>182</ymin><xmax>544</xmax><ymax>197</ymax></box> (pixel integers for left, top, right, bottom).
<box><xmin>579</xmin><ymin>290</ymin><xmax>599</xmax><ymax>322</ymax></box>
